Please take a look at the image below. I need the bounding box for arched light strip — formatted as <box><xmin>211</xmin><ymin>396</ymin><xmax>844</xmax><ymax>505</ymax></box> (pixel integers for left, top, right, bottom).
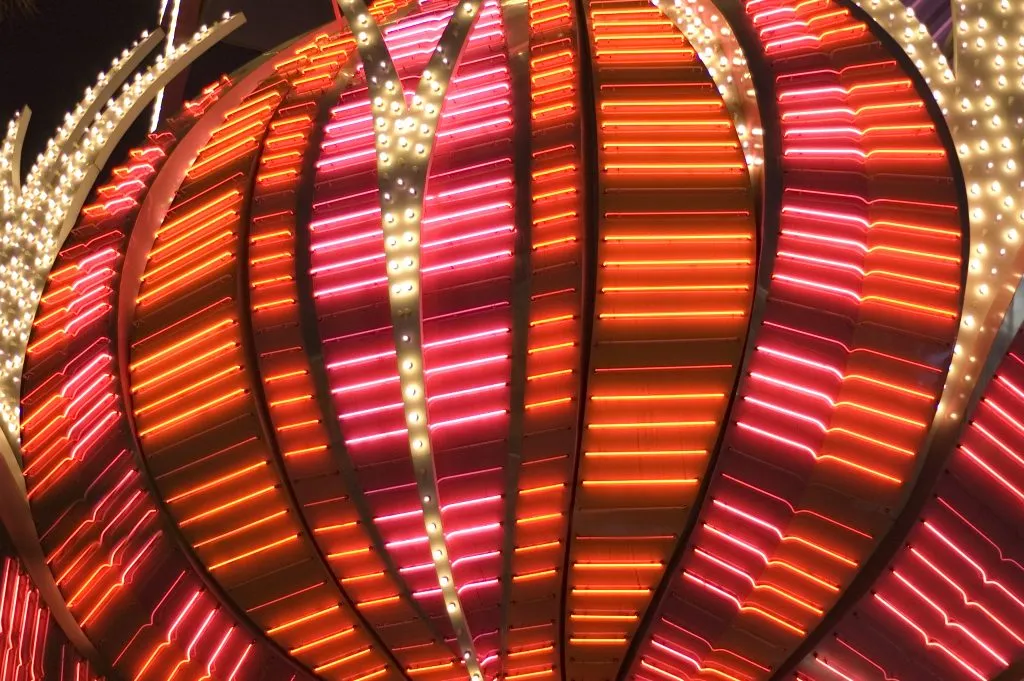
<box><xmin>0</xmin><ymin>13</ymin><xmax>245</xmax><ymax>445</ymax></box>
<box><xmin>650</xmin><ymin>0</ymin><xmax>764</xmax><ymax>172</ymax></box>
<box><xmin>16</xmin><ymin>31</ymin><xmax>162</xmax><ymax>193</ymax></box>
<box><xmin>333</xmin><ymin>1</ymin><xmax>487</xmax><ymax>679</ymax></box>
<box><xmin>849</xmin><ymin>0</ymin><xmax>1024</xmax><ymax>424</ymax></box>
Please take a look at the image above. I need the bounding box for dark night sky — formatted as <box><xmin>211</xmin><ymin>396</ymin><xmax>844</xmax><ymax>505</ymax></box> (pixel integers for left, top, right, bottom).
<box><xmin>0</xmin><ymin>0</ymin><xmax>159</xmax><ymax>168</ymax></box>
<box><xmin>0</xmin><ymin>0</ymin><xmax>333</xmax><ymax>176</ymax></box>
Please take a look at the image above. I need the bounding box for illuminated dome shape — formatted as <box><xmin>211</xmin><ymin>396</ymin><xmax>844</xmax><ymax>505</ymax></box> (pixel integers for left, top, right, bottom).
<box><xmin>2</xmin><ymin>0</ymin><xmax>1024</xmax><ymax>680</ymax></box>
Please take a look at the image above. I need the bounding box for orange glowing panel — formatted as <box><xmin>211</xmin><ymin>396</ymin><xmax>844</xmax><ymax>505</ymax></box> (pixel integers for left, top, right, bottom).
<box><xmin>563</xmin><ymin>1</ymin><xmax>757</xmax><ymax>677</ymax></box>
<box><xmin>127</xmin><ymin>72</ymin><xmax>390</xmax><ymax>679</ymax></box>
<box><xmin>502</xmin><ymin>0</ymin><xmax>586</xmax><ymax>676</ymax></box>
<box><xmin>18</xmin><ymin>76</ymin><xmax>311</xmax><ymax>681</ymax></box>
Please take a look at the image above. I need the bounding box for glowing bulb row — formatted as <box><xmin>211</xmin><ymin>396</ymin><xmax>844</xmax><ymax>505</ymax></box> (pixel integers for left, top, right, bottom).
<box><xmin>337</xmin><ymin>0</ymin><xmax>487</xmax><ymax>678</ymax></box>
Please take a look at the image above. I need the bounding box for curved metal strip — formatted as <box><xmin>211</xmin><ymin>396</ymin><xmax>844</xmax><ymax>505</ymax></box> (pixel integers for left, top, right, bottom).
<box><xmin>619</xmin><ymin>0</ymin><xmax>967</xmax><ymax>676</ymax></box>
<box><xmin>492</xmin><ymin>0</ymin><xmax>589</xmax><ymax>674</ymax></box>
<box><xmin>494</xmin><ymin>0</ymin><xmax>536</xmax><ymax>675</ymax></box>
<box><xmin>788</xmin><ymin>269</ymin><xmax>1024</xmax><ymax>681</ymax></box>
<box><xmin>259</xmin><ymin>8</ymin><xmax>459</xmax><ymax>672</ymax></box>
<box><xmin>766</xmin><ymin>0</ymin><xmax>972</xmax><ymax>673</ymax></box>
<box><xmin>234</xmin><ymin>70</ymin><xmax>412</xmax><ymax>679</ymax></box>
<box><xmin>557</xmin><ymin>0</ymin><xmax>599</xmax><ymax>673</ymax></box>
<box><xmin>845</xmin><ymin>0</ymin><xmax>1024</xmax><ymax>430</ymax></box>
<box><xmin>652</xmin><ymin>0</ymin><xmax>763</xmax><ymax>179</ymax></box>
<box><xmin>563</xmin><ymin>2</ymin><xmax>758</xmax><ymax>677</ymax></box>
<box><xmin>24</xmin><ymin>30</ymin><xmax>165</xmax><ymax>192</ymax></box>
<box><xmin>614</xmin><ymin>0</ymin><xmax>783</xmax><ymax>675</ymax></box>
<box><xmin>334</xmin><ymin>0</ymin><xmax>488</xmax><ymax>676</ymax></box>
<box><xmin>1</xmin><ymin>108</ymin><xmax>30</xmax><ymax>211</ymax></box>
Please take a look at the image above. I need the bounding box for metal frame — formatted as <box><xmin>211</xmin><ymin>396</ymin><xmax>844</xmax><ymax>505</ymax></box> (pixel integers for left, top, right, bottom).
<box><xmin>332</xmin><ymin>0</ymin><xmax>489</xmax><ymax>675</ymax></box>
<box><xmin>556</xmin><ymin>0</ymin><xmax>600</xmax><ymax>674</ymax></box>
<box><xmin>234</xmin><ymin>72</ymin><xmax>411</xmax><ymax>677</ymax></box>
<box><xmin>495</xmin><ymin>0</ymin><xmax>536</xmax><ymax>673</ymax></box>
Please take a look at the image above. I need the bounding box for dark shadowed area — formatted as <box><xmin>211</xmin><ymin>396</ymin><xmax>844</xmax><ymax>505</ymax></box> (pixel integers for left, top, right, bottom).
<box><xmin>0</xmin><ymin>0</ymin><xmax>333</xmax><ymax>179</ymax></box>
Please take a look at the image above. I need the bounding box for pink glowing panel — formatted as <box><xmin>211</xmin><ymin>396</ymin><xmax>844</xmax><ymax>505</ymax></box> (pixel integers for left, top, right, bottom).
<box><xmin>309</xmin><ymin>0</ymin><xmax>514</xmax><ymax>649</ymax></box>
<box><xmin>801</xmin><ymin>341</ymin><xmax>1024</xmax><ymax>681</ymax></box>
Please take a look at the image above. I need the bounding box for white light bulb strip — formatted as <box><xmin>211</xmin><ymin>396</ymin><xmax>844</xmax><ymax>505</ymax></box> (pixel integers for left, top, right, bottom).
<box><xmin>652</xmin><ymin>0</ymin><xmax>763</xmax><ymax>171</ymax></box>
<box><xmin>852</xmin><ymin>0</ymin><xmax>1024</xmax><ymax>422</ymax></box>
<box><xmin>0</xmin><ymin>113</ymin><xmax>30</xmax><ymax>214</ymax></box>
<box><xmin>334</xmin><ymin>0</ymin><xmax>486</xmax><ymax>678</ymax></box>
<box><xmin>150</xmin><ymin>0</ymin><xmax>185</xmax><ymax>132</ymax></box>
<box><xmin>12</xmin><ymin>31</ymin><xmax>162</xmax><ymax>198</ymax></box>
<box><xmin>0</xmin><ymin>14</ymin><xmax>245</xmax><ymax>446</ymax></box>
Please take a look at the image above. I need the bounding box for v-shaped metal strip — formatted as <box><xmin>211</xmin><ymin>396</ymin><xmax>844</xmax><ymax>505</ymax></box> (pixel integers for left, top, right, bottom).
<box><xmin>333</xmin><ymin>0</ymin><xmax>487</xmax><ymax>678</ymax></box>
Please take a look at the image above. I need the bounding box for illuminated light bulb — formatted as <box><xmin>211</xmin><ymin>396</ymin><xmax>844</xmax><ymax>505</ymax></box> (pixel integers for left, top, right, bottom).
<box><xmin>434</xmin><ymin>549</ymin><xmax>443</xmax><ymax>560</ymax></box>
<box><xmin>447</xmin><ymin>602</ymin><xmax>457</xmax><ymax>612</ymax></box>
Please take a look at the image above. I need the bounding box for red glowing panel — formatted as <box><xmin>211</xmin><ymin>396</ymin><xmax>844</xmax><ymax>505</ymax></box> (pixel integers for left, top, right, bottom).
<box><xmin>626</xmin><ymin>0</ymin><xmax>963</xmax><ymax>677</ymax></box>
<box><xmin>310</xmin><ymin>5</ymin><xmax>471</xmax><ymax>656</ymax></box>
<box><xmin>247</xmin><ymin>13</ymin><xmax>464</xmax><ymax>678</ymax></box>
<box><xmin>128</xmin><ymin>64</ymin><xmax>390</xmax><ymax>678</ymax></box>
<box><xmin>1</xmin><ymin>554</ymin><xmax>103</xmax><ymax>681</ymax></box>
<box><xmin>501</xmin><ymin>0</ymin><xmax>587</xmax><ymax>675</ymax></box>
<box><xmin>309</xmin><ymin>4</ymin><xmax>516</xmax><ymax>671</ymax></box>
